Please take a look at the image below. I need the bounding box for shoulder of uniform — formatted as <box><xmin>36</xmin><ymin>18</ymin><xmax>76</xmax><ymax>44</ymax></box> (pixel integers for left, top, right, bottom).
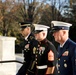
<box><xmin>29</xmin><ymin>33</ymin><xmax>35</xmax><ymax>40</ymax></box>
<box><xmin>68</xmin><ymin>39</ymin><xmax>76</xmax><ymax>47</ymax></box>
<box><xmin>47</xmin><ymin>40</ymin><xmax>54</xmax><ymax>46</ymax></box>
<box><xmin>47</xmin><ymin>40</ymin><xmax>56</xmax><ymax>52</ymax></box>
<box><xmin>30</xmin><ymin>36</ymin><xmax>34</xmax><ymax>40</ymax></box>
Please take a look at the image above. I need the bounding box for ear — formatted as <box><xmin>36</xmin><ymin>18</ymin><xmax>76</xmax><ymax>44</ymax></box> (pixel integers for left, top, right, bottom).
<box><xmin>43</xmin><ymin>32</ymin><xmax>45</xmax><ymax>36</ymax></box>
<box><xmin>63</xmin><ymin>30</ymin><xmax>66</xmax><ymax>36</ymax></box>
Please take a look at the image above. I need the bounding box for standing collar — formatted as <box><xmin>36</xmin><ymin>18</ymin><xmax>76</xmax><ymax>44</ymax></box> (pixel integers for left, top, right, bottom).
<box><xmin>60</xmin><ymin>38</ymin><xmax>68</xmax><ymax>48</ymax></box>
<box><xmin>25</xmin><ymin>33</ymin><xmax>30</xmax><ymax>40</ymax></box>
<box><xmin>39</xmin><ymin>39</ymin><xmax>47</xmax><ymax>44</ymax></box>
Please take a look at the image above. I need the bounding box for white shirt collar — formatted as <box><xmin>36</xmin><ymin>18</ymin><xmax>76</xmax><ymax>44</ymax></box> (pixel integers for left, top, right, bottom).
<box><xmin>60</xmin><ymin>39</ymin><xmax>68</xmax><ymax>48</ymax></box>
<box><xmin>25</xmin><ymin>33</ymin><xmax>30</xmax><ymax>40</ymax></box>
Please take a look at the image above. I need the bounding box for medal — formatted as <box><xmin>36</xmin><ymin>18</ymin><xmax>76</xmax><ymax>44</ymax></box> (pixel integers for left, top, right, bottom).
<box><xmin>33</xmin><ymin>47</ymin><xmax>36</xmax><ymax>54</ymax></box>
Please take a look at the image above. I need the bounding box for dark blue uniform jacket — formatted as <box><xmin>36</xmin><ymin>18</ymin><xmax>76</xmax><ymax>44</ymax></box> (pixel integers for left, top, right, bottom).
<box><xmin>57</xmin><ymin>38</ymin><xmax>76</xmax><ymax>75</ymax></box>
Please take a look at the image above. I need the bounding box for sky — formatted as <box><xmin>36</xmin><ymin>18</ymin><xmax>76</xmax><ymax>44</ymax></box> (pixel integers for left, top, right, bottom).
<box><xmin>2</xmin><ymin>0</ymin><xmax>70</xmax><ymax>16</ymax></box>
<box><xmin>2</xmin><ymin>0</ymin><xmax>5</xmax><ymax>2</ymax></box>
<box><xmin>2</xmin><ymin>0</ymin><xmax>70</xmax><ymax>11</ymax></box>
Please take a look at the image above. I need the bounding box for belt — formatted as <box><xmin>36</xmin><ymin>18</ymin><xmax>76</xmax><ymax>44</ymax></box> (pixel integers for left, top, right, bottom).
<box><xmin>36</xmin><ymin>65</ymin><xmax>47</xmax><ymax>69</ymax></box>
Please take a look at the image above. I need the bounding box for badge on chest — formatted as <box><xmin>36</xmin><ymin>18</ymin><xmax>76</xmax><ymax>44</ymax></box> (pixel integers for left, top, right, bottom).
<box><xmin>33</xmin><ymin>45</ymin><xmax>46</xmax><ymax>55</ymax></box>
<box><xmin>33</xmin><ymin>47</ymin><xmax>36</xmax><ymax>54</ymax></box>
<box><xmin>24</xmin><ymin>44</ymin><xmax>30</xmax><ymax>51</ymax></box>
<box><xmin>39</xmin><ymin>47</ymin><xmax>45</xmax><ymax>55</ymax></box>
<box><xmin>62</xmin><ymin>51</ymin><xmax>69</xmax><ymax>56</ymax></box>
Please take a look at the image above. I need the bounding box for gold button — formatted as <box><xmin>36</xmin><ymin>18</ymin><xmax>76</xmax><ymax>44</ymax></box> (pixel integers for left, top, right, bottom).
<box><xmin>35</xmin><ymin>58</ymin><xmax>37</xmax><ymax>60</ymax></box>
<box><xmin>58</xmin><ymin>65</ymin><xmax>60</xmax><ymax>67</ymax></box>
<box><xmin>64</xmin><ymin>60</ymin><xmax>66</xmax><ymax>62</ymax></box>
<box><xmin>64</xmin><ymin>63</ymin><xmax>67</xmax><ymax>68</ymax></box>
<box><xmin>36</xmin><ymin>55</ymin><xmax>37</xmax><ymax>57</ymax></box>
<box><xmin>36</xmin><ymin>62</ymin><xmax>37</xmax><ymax>64</ymax></box>
<box><xmin>58</xmin><ymin>59</ymin><xmax>60</xmax><ymax>61</ymax></box>
<box><xmin>58</xmin><ymin>71</ymin><xmax>60</xmax><ymax>73</ymax></box>
<box><xmin>38</xmin><ymin>45</ymin><xmax>40</xmax><ymax>47</ymax></box>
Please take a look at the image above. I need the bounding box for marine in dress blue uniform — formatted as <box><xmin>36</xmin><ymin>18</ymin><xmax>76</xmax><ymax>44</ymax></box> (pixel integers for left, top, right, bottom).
<box><xmin>50</xmin><ymin>21</ymin><xmax>76</xmax><ymax>75</ymax></box>
<box><xmin>16</xmin><ymin>22</ymin><xmax>37</xmax><ymax>75</ymax></box>
<box><xmin>33</xmin><ymin>24</ymin><xmax>57</xmax><ymax>75</ymax></box>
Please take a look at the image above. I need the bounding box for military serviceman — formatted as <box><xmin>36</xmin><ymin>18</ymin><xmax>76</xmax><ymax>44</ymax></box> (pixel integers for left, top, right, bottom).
<box><xmin>33</xmin><ymin>24</ymin><xmax>57</xmax><ymax>75</ymax></box>
<box><xmin>50</xmin><ymin>21</ymin><xmax>76</xmax><ymax>75</ymax></box>
<box><xmin>16</xmin><ymin>22</ymin><xmax>38</xmax><ymax>75</ymax></box>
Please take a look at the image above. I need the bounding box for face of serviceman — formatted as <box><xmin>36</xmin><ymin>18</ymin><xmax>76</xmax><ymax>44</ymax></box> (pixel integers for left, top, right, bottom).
<box><xmin>53</xmin><ymin>30</ymin><xmax>64</xmax><ymax>43</ymax></box>
<box><xmin>21</xmin><ymin>27</ymin><xmax>31</xmax><ymax>37</ymax></box>
<box><xmin>34</xmin><ymin>31</ymin><xmax>46</xmax><ymax>41</ymax></box>
<box><xmin>53</xmin><ymin>30</ymin><xmax>69</xmax><ymax>44</ymax></box>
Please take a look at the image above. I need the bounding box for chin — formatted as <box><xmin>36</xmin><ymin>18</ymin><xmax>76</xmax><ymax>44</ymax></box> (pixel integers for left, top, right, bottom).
<box><xmin>55</xmin><ymin>39</ymin><xmax>58</xmax><ymax>42</ymax></box>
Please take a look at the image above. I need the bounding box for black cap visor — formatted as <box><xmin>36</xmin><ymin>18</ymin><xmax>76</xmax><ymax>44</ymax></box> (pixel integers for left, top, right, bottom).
<box><xmin>20</xmin><ymin>27</ymin><xmax>27</xmax><ymax>31</ymax></box>
<box><xmin>50</xmin><ymin>29</ymin><xmax>60</xmax><ymax>34</ymax></box>
<box><xmin>34</xmin><ymin>30</ymin><xmax>43</xmax><ymax>34</ymax></box>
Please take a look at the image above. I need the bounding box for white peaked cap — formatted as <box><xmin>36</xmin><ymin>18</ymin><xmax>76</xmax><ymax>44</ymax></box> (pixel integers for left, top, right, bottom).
<box><xmin>51</xmin><ymin>21</ymin><xmax>72</xmax><ymax>27</ymax></box>
<box><xmin>34</xmin><ymin>24</ymin><xmax>50</xmax><ymax>31</ymax></box>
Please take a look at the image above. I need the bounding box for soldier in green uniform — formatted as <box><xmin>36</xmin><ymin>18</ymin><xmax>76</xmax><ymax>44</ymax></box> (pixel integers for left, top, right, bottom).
<box><xmin>16</xmin><ymin>22</ymin><xmax>38</xmax><ymax>75</ymax></box>
<box><xmin>32</xmin><ymin>24</ymin><xmax>57</xmax><ymax>75</ymax></box>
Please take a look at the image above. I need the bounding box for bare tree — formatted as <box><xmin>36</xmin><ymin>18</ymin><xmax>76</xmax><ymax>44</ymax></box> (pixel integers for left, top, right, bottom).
<box><xmin>0</xmin><ymin>0</ymin><xmax>21</xmax><ymax>36</ymax></box>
